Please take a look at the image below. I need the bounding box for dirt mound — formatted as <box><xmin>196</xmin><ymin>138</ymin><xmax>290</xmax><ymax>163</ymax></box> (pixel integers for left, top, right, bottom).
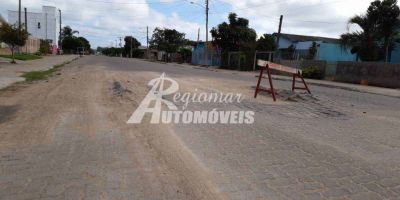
<box><xmin>112</xmin><ymin>81</ymin><xmax>132</xmax><ymax>97</ymax></box>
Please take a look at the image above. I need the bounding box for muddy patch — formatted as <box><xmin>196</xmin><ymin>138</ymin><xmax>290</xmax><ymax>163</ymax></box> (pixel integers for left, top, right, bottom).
<box><xmin>112</xmin><ymin>81</ymin><xmax>132</xmax><ymax>97</ymax></box>
<box><xmin>0</xmin><ymin>105</ymin><xmax>19</xmax><ymax>123</ymax></box>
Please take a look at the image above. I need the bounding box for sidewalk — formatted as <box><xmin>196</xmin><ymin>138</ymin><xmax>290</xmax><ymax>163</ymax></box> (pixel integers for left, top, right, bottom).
<box><xmin>0</xmin><ymin>55</ymin><xmax>78</xmax><ymax>90</ymax></box>
<box><xmin>165</xmin><ymin>61</ymin><xmax>400</xmax><ymax>98</ymax></box>
<box><xmin>272</xmin><ymin>74</ymin><xmax>400</xmax><ymax>98</ymax></box>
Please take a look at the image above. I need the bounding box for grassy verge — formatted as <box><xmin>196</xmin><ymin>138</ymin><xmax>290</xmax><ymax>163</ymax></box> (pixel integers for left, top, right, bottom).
<box><xmin>21</xmin><ymin>60</ymin><xmax>74</xmax><ymax>82</ymax></box>
<box><xmin>0</xmin><ymin>54</ymin><xmax>42</xmax><ymax>61</ymax></box>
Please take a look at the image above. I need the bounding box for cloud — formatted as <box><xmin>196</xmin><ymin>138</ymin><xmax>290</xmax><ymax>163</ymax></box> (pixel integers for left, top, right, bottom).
<box><xmin>0</xmin><ymin>0</ymin><xmax>202</xmax><ymax>48</ymax></box>
<box><xmin>0</xmin><ymin>0</ymin><xmax>395</xmax><ymax>48</ymax></box>
<box><xmin>216</xmin><ymin>0</ymin><xmax>374</xmax><ymax>38</ymax></box>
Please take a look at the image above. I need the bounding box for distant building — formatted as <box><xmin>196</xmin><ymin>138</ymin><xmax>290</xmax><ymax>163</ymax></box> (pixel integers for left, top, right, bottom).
<box><xmin>8</xmin><ymin>6</ymin><xmax>58</xmax><ymax>46</ymax></box>
<box><xmin>0</xmin><ymin>14</ymin><xmax>5</xmax><ymax>25</ymax></box>
<box><xmin>389</xmin><ymin>17</ymin><xmax>400</xmax><ymax>64</ymax></box>
<box><xmin>273</xmin><ymin>33</ymin><xmax>356</xmax><ymax>62</ymax></box>
<box><xmin>0</xmin><ymin>14</ymin><xmax>6</xmax><ymax>50</ymax></box>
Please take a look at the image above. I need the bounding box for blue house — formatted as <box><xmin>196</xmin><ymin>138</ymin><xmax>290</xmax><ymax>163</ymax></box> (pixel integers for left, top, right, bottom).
<box><xmin>390</xmin><ymin>41</ymin><xmax>400</xmax><ymax>63</ymax></box>
<box><xmin>273</xmin><ymin>33</ymin><xmax>357</xmax><ymax>62</ymax></box>
<box><xmin>191</xmin><ymin>42</ymin><xmax>221</xmax><ymax>66</ymax></box>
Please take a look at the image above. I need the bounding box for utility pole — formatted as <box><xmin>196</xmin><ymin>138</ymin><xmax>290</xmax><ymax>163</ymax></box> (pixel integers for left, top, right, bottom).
<box><xmin>59</xmin><ymin>9</ymin><xmax>62</xmax><ymax>53</ymax></box>
<box><xmin>17</xmin><ymin>0</ymin><xmax>21</xmax><ymax>54</ymax></box>
<box><xmin>147</xmin><ymin>26</ymin><xmax>149</xmax><ymax>59</ymax></box>
<box><xmin>130</xmin><ymin>36</ymin><xmax>133</xmax><ymax>58</ymax></box>
<box><xmin>45</xmin><ymin>13</ymin><xmax>48</xmax><ymax>41</ymax></box>
<box><xmin>197</xmin><ymin>28</ymin><xmax>200</xmax><ymax>42</ymax></box>
<box><xmin>275</xmin><ymin>15</ymin><xmax>283</xmax><ymax>62</ymax></box>
<box><xmin>197</xmin><ymin>28</ymin><xmax>200</xmax><ymax>45</ymax></box>
<box><xmin>204</xmin><ymin>0</ymin><xmax>209</xmax><ymax>66</ymax></box>
<box><xmin>24</xmin><ymin>7</ymin><xmax>28</xmax><ymax>53</ymax></box>
<box><xmin>24</xmin><ymin>8</ymin><xmax>27</xmax><ymax>31</ymax></box>
<box><xmin>118</xmin><ymin>37</ymin><xmax>122</xmax><ymax>57</ymax></box>
<box><xmin>18</xmin><ymin>0</ymin><xmax>21</xmax><ymax>29</ymax></box>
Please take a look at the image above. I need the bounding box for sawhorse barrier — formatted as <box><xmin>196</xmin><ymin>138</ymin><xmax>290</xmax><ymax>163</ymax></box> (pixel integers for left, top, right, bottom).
<box><xmin>254</xmin><ymin>60</ymin><xmax>311</xmax><ymax>101</ymax></box>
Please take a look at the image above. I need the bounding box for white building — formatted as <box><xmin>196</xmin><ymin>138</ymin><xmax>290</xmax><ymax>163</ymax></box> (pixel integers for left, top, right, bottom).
<box><xmin>0</xmin><ymin>14</ymin><xmax>5</xmax><ymax>25</ymax></box>
<box><xmin>8</xmin><ymin>6</ymin><xmax>58</xmax><ymax>46</ymax></box>
<box><xmin>0</xmin><ymin>14</ymin><xmax>6</xmax><ymax>49</ymax></box>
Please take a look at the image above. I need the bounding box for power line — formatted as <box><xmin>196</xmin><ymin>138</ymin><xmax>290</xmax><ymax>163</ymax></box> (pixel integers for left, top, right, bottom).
<box><xmin>285</xmin><ymin>19</ymin><xmax>346</xmax><ymax>24</ymax></box>
<box><xmin>81</xmin><ymin>0</ymin><xmax>185</xmax><ymax>5</ymax></box>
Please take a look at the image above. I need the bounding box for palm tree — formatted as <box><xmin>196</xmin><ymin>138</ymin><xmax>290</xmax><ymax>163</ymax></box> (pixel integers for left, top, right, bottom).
<box><xmin>368</xmin><ymin>0</ymin><xmax>400</xmax><ymax>62</ymax></box>
<box><xmin>341</xmin><ymin>0</ymin><xmax>400</xmax><ymax>62</ymax></box>
<box><xmin>340</xmin><ymin>15</ymin><xmax>381</xmax><ymax>61</ymax></box>
<box><xmin>61</xmin><ymin>26</ymin><xmax>79</xmax><ymax>38</ymax></box>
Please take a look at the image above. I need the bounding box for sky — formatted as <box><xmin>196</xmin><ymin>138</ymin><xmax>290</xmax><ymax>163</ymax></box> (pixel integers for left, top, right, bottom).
<box><xmin>0</xmin><ymin>0</ymin><xmax>387</xmax><ymax>48</ymax></box>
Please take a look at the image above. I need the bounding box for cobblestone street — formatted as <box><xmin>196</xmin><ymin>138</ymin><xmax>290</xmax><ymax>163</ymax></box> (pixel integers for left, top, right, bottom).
<box><xmin>0</xmin><ymin>56</ymin><xmax>399</xmax><ymax>200</ymax></box>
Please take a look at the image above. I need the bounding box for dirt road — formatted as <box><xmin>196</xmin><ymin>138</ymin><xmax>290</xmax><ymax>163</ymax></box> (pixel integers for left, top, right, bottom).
<box><xmin>0</xmin><ymin>57</ymin><xmax>224</xmax><ymax>200</ymax></box>
<box><xmin>1</xmin><ymin>56</ymin><xmax>400</xmax><ymax>200</ymax></box>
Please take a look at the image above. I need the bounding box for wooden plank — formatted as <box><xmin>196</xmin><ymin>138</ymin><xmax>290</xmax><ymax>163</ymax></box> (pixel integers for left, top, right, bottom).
<box><xmin>257</xmin><ymin>60</ymin><xmax>302</xmax><ymax>74</ymax></box>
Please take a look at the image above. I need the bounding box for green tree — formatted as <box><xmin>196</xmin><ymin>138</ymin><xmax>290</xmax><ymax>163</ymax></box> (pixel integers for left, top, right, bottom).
<box><xmin>308</xmin><ymin>42</ymin><xmax>318</xmax><ymax>60</ymax></box>
<box><xmin>101</xmin><ymin>47</ymin><xmax>123</xmax><ymax>57</ymax></box>
<box><xmin>340</xmin><ymin>15</ymin><xmax>381</xmax><ymax>61</ymax></box>
<box><xmin>150</xmin><ymin>28</ymin><xmax>186</xmax><ymax>53</ymax></box>
<box><xmin>211</xmin><ymin>13</ymin><xmax>257</xmax><ymax>52</ymax></box>
<box><xmin>39</xmin><ymin>39</ymin><xmax>51</xmax><ymax>55</ymax></box>
<box><xmin>60</xmin><ymin>26</ymin><xmax>91</xmax><ymax>54</ymax></box>
<box><xmin>62</xmin><ymin>36</ymin><xmax>80</xmax><ymax>54</ymax></box>
<box><xmin>61</xmin><ymin>26</ymin><xmax>79</xmax><ymax>38</ymax></box>
<box><xmin>340</xmin><ymin>0</ymin><xmax>400</xmax><ymax>62</ymax></box>
<box><xmin>0</xmin><ymin>23</ymin><xmax>29</xmax><ymax>63</ymax></box>
<box><xmin>256</xmin><ymin>34</ymin><xmax>276</xmax><ymax>51</ymax></box>
<box><xmin>124</xmin><ymin>36</ymin><xmax>141</xmax><ymax>57</ymax></box>
<box><xmin>211</xmin><ymin>13</ymin><xmax>257</xmax><ymax>70</ymax></box>
<box><xmin>77</xmin><ymin>37</ymin><xmax>91</xmax><ymax>52</ymax></box>
<box><xmin>368</xmin><ymin>0</ymin><xmax>400</xmax><ymax>62</ymax></box>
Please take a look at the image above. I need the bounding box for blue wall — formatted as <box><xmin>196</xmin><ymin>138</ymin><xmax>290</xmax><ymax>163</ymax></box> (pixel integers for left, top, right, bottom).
<box><xmin>391</xmin><ymin>46</ymin><xmax>400</xmax><ymax>64</ymax></box>
<box><xmin>278</xmin><ymin>38</ymin><xmax>293</xmax><ymax>49</ymax></box>
<box><xmin>192</xmin><ymin>43</ymin><xmax>221</xmax><ymax>66</ymax></box>
<box><xmin>318</xmin><ymin>43</ymin><xmax>357</xmax><ymax>62</ymax></box>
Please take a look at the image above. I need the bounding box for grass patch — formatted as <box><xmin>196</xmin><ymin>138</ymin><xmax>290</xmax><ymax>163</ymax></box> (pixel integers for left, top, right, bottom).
<box><xmin>21</xmin><ymin>61</ymin><xmax>71</xmax><ymax>82</ymax></box>
<box><xmin>0</xmin><ymin>54</ymin><xmax>42</xmax><ymax>61</ymax></box>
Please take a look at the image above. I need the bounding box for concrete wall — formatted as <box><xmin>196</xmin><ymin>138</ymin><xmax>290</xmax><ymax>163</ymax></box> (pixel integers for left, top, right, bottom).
<box><xmin>8</xmin><ymin>6</ymin><xmax>58</xmax><ymax>45</ymax></box>
<box><xmin>280</xmin><ymin>59</ymin><xmax>327</xmax><ymax>76</ymax></box>
<box><xmin>334</xmin><ymin>62</ymin><xmax>400</xmax><ymax>88</ymax></box>
<box><xmin>0</xmin><ymin>37</ymin><xmax>41</xmax><ymax>55</ymax></box>
<box><xmin>19</xmin><ymin>37</ymin><xmax>41</xmax><ymax>54</ymax></box>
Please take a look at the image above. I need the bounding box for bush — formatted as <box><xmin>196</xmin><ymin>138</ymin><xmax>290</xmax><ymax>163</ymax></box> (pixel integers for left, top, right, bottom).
<box><xmin>39</xmin><ymin>39</ymin><xmax>51</xmax><ymax>55</ymax></box>
<box><xmin>302</xmin><ymin>66</ymin><xmax>324</xmax><ymax>80</ymax></box>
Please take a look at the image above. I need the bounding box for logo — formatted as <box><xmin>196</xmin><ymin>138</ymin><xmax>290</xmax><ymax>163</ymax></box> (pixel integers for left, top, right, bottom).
<box><xmin>127</xmin><ymin>73</ymin><xmax>254</xmax><ymax>124</ymax></box>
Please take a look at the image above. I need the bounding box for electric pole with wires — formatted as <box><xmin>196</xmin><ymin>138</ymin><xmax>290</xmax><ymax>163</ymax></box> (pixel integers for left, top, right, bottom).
<box><xmin>147</xmin><ymin>26</ymin><xmax>149</xmax><ymax>59</ymax></box>
<box><xmin>59</xmin><ymin>9</ymin><xmax>62</xmax><ymax>54</ymax></box>
<box><xmin>204</xmin><ymin>0</ymin><xmax>209</xmax><ymax>66</ymax></box>
<box><xmin>130</xmin><ymin>36</ymin><xmax>133</xmax><ymax>58</ymax></box>
<box><xmin>275</xmin><ymin>15</ymin><xmax>283</xmax><ymax>62</ymax></box>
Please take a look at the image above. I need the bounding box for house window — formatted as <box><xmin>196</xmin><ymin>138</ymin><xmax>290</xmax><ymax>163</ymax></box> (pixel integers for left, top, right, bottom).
<box><xmin>38</xmin><ymin>22</ymin><xmax>41</xmax><ymax>29</ymax></box>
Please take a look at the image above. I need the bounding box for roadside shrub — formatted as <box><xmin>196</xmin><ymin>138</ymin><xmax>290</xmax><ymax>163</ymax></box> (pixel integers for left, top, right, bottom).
<box><xmin>302</xmin><ymin>66</ymin><xmax>324</xmax><ymax>80</ymax></box>
<box><xmin>39</xmin><ymin>39</ymin><xmax>51</xmax><ymax>55</ymax></box>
